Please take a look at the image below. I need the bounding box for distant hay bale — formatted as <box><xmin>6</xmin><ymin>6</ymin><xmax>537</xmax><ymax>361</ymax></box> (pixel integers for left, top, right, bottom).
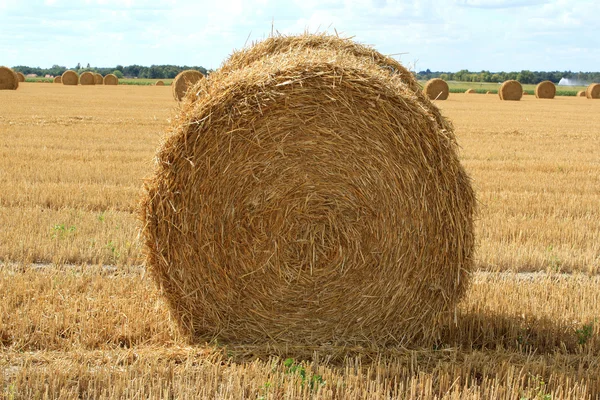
<box><xmin>577</xmin><ymin>90</ymin><xmax>586</xmax><ymax>97</ymax></box>
<box><xmin>0</xmin><ymin>66</ymin><xmax>19</xmax><ymax>90</ymax></box>
<box><xmin>172</xmin><ymin>70</ymin><xmax>205</xmax><ymax>101</ymax></box>
<box><xmin>94</xmin><ymin>73</ymin><xmax>103</xmax><ymax>85</ymax></box>
<box><xmin>155</xmin><ymin>80</ymin><xmax>165</xmax><ymax>86</ymax></box>
<box><xmin>53</xmin><ymin>76</ymin><xmax>62</xmax><ymax>84</ymax></box>
<box><xmin>141</xmin><ymin>35</ymin><xmax>476</xmax><ymax>348</ymax></box>
<box><xmin>465</xmin><ymin>89</ymin><xmax>475</xmax><ymax>94</ymax></box>
<box><xmin>499</xmin><ymin>80</ymin><xmax>522</xmax><ymax>101</ymax></box>
<box><xmin>586</xmin><ymin>83</ymin><xmax>600</xmax><ymax>99</ymax></box>
<box><xmin>79</xmin><ymin>71</ymin><xmax>96</xmax><ymax>85</ymax></box>
<box><xmin>535</xmin><ymin>81</ymin><xmax>556</xmax><ymax>99</ymax></box>
<box><xmin>62</xmin><ymin>70</ymin><xmax>79</xmax><ymax>85</ymax></box>
<box><xmin>16</xmin><ymin>72</ymin><xmax>25</xmax><ymax>82</ymax></box>
<box><xmin>103</xmin><ymin>74</ymin><xmax>118</xmax><ymax>85</ymax></box>
<box><xmin>423</xmin><ymin>78</ymin><xmax>449</xmax><ymax>100</ymax></box>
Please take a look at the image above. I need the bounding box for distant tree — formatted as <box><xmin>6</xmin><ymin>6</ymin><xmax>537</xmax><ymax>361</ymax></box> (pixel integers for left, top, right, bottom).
<box><xmin>112</xmin><ymin>70</ymin><xmax>124</xmax><ymax>79</ymax></box>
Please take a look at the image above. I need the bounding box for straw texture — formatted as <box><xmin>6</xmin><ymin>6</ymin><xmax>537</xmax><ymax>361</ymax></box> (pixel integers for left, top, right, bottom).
<box><xmin>80</xmin><ymin>71</ymin><xmax>96</xmax><ymax>85</ymax></box>
<box><xmin>16</xmin><ymin>72</ymin><xmax>25</xmax><ymax>82</ymax></box>
<box><xmin>172</xmin><ymin>70</ymin><xmax>204</xmax><ymax>101</ymax></box>
<box><xmin>586</xmin><ymin>83</ymin><xmax>600</xmax><ymax>99</ymax></box>
<box><xmin>104</xmin><ymin>74</ymin><xmax>118</xmax><ymax>85</ymax></box>
<box><xmin>465</xmin><ymin>89</ymin><xmax>475</xmax><ymax>94</ymax></box>
<box><xmin>94</xmin><ymin>73</ymin><xmax>103</xmax><ymax>85</ymax></box>
<box><xmin>155</xmin><ymin>80</ymin><xmax>165</xmax><ymax>86</ymax></box>
<box><xmin>535</xmin><ymin>81</ymin><xmax>555</xmax><ymax>99</ymax></box>
<box><xmin>62</xmin><ymin>70</ymin><xmax>79</xmax><ymax>85</ymax></box>
<box><xmin>141</xmin><ymin>35</ymin><xmax>476</xmax><ymax>349</ymax></box>
<box><xmin>424</xmin><ymin>78</ymin><xmax>449</xmax><ymax>100</ymax></box>
<box><xmin>0</xmin><ymin>66</ymin><xmax>19</xmax><ymax>90</ymax></box>
<box><xmin>499</xmin><ymin>80</ymin><xmax>522</xmax><ymax>101</ymax></box>
<box><xmin>53</xmin><ymin>76</ymin><xmax>62</xmax><ymax>84</ymax></box>
<box><xmin>577</xmin><ymin>90</ymin><xmax>586</xmax><ymax>97</ymax></box>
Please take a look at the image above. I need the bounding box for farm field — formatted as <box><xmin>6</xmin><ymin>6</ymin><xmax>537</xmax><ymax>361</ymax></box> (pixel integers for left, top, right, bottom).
<box><xmin>1</xmin><ymin>83</ymin><xmax>599</xmax><ymax>398</ymax></box>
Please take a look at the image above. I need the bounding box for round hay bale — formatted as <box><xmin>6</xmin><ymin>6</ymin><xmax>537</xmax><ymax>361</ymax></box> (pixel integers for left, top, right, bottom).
<box><xmin>94</xmin><ymin>73</ymin><xmax>103</xmax><ymax>85</ymax></box>
<box><xmin>535</xmin><ymin>81</ymin><xmax>556</xmax><ymax>99</ymax></box>
<box><xmin>103</xmin><ymin>74</ymin><xmax>118</xmax><ymax>85</ymax></box>
<box><xmin>465</xmin><ymin>88</ymin><xmax>475</xmax><ymax>94</ymax></box>
<box><xmin>16</xmin><ymin>72</ymin><xmax>25</xmax><ymax>82</ymax></box>
<box><xmin>172</xmin><ymin>70</ymin><xmax>204</xmax><ymax>101</ymax></box>
<box><xmin>586</xmin><ymin>83</ymin><xmax>600</xmax><ymax>99</ymax></box>
<box><xmin>62</xmin><ymin>70</ymin><xmax>79</xmax><ymax>85</ymax></box>
<box><xmin>499</xmin><ymin>80</ymin><xmax>522</xmax><ymax>101</ymax></box>
<box><xmin>485</xmin><ymin>91</ymin><xmax>491</xmax><ymax>94</ymax></box>
<box><xmin>0</xmin><ymin>66</ymin><xmax>19</xmax><ymax>90</ymax></box>
<box><xmin>155</xmin><ymin>80</ymin><xmax>165</xmax><ymax>86</ymax></box>
<box><xmin>577</xmin><ymin>90</ymin><xmax>586</xmax><ymax>97</ymax></box>
<box><xmin>222</xmin><ymin>33</ymin><xmax>420</xmax><ymax>93</ymax></box>
<box><xmin>423</xmin><ymin>78</ymin><xmax>449</xmax><ymax>100</ymax></box>
<box><xmin>79</xmin><ymin>71</ymin><xmax>96</xmax><ymax>85</ymax></box>
<box><xmin>53</xmin><ymin>76</ymin><xmax>62</xmax><ymax>84</ymax></box>
<box><xmin>141</xmin><ymin>41</ymin><xmax>476</xmax><ymax>348</ymax></box>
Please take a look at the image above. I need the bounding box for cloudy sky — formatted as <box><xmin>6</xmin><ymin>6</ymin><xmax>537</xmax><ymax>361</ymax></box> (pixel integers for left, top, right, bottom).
<box><xmin>0</xmin><ymin>0</ymin><xmax>597</xmax><ymax>72</ymax></box>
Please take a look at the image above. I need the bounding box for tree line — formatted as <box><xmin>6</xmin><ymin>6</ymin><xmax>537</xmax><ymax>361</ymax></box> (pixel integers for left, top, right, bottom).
<box><xmin>416</xmin><ymin>69</ymin><xmax>600</xmax><ymax>85</ymax></box>
<box><xmin>12</xmin><ymin>64</ymin><xmax>600</xmax><ymax>84</ymax></box>
<box><xmin>11</xmin><ymin>64</ymin><xmax>210</xmax><ymax>79</ymax></box>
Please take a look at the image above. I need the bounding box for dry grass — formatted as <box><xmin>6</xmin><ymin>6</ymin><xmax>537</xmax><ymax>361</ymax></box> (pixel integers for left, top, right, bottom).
<box><xmin>16</xmin><ymin>72</ymin><xmax>25</xmax><ymax>82</ymax></box>
<box><xmin>1</xmin><ymin>265</ymin><xmax>599</xmax><ymax>398</ymax></box>
<box><xmin>1</xmin><ymin>84</ymin><xmax>599</xmax><ymax>398</ymax></box>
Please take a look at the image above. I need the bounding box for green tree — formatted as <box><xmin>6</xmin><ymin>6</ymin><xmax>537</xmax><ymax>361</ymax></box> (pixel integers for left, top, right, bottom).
<box><xmin>112</xmin><ymin>70</ymin><xmax>124</xmax><ymax>79</ymax></box>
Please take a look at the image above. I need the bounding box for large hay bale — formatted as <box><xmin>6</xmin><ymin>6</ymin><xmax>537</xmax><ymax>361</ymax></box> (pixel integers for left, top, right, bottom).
<box><xmin>103</xmin><ymin>74</ymin><xmax>118</xmax><ymax>85</ymax></box>
<box><xmin>62</xmin><ymin>70</ymin><xmax>79</xmax><ymax>85</ymax></box>
<box><xmin>424</xmin><ymin>78</ymin><xmax>449</xmax><ymax>100</ymax></box>
<box><xmin>80</xmin><ymin>71</ymin><xmax>96</xmax><ymax>85</ymax></box>
<box><xmin>535</xmin><ymin>81</ymin><xmax>556</xmax><ymax>99</ymax></box>
<box><xmin>577</xmin><ymin>90</ymin><xmax>586</xmax><ymax>97</ymax></box>
<box><xmin>172</xmin><ymin>70</ymin><xmax>204</xmax><ymax>101</ymax></box>
<box><xmin>465</xmin><ymin>88</ymin><xmax>475</xmax><ymax>94</ymax></box>
<box><xmin>141</xmin><ymin>36</ymin><xmax>476</xmax><ymax>348</ymax></box>
<box><xmin>16</xmin><ymin>72</ymin><xmax>25</xmax><ymax>82</ymax></box>
<box><xmin>155</xmin><ymin>80</ymin><xmax>165</xmax><ymax>86</ymax></box>
<box><xmin>499</xmin><ymin>80</ymin><xmax>522</xmax><ymax>101</ymax></box>
<box><xmin>586</xmin><ymin>83</ymin><xmax>600</xmax><ymax>99</ymax></box>
<box><xmin>222</xmin><ymin>33</ymin><xmax>420</xmax><ymax>93</ymax></box>
<box><xmin>53</xmin><ymin>76</ymin><xmax>62</xmax><ymax>84</ymax></box>
<box><xmin>94</xmin><ymin>73</ymin><xmax>103</xmax><ymax>85</ymax></box>
<box><xmin>0</xmin><ymin>66</ymin><xmax>19</xmax><ymax>90</ymax></box>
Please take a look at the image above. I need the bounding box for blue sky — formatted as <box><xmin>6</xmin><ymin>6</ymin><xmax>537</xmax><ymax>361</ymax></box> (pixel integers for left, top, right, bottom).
<box><xmin>0</xmin><ymin>0</ymin><xmax>597</xmax><ymax>72</ymax></box>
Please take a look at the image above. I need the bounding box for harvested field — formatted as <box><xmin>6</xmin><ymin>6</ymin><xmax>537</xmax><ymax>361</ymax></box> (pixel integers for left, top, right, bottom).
<box><xmin>0</xmin><ymin>84</ymin><xmax>599</xmax><ymax>398</ymax></box>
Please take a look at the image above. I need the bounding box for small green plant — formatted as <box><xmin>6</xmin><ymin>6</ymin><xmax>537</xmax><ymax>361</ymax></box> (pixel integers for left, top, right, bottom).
<box><xmin>106</xmin><ymin>240</ymin><xmax>120</xmax><ymax>262</ymax></box>
<box><xmin>283</xmin><ymin>358</ymin><xmax>325</xmax><ymax>391</ymax></box>
<box><xmin>51</xmin><ymin>224</ymin><xmax>76</xmax><ymax>239</ymax></box>
<box><xmin>97</xmin><ymin>212</ymin><xmax>105</xmax><ymax>222</ymax></box>
<box><xmin>575</xmin><ymin>322</ymin><xmax>594</xmax><ymax>345</ymax></box>
<box><xmin>520</xmin><ymin>374</ymin><xmax>552</xmax><ymax>400</ymax></box>
<box><xmin>545</xmin><ymin>245</ymin><xmax>562</xmax><ymax>272</ymax></box>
